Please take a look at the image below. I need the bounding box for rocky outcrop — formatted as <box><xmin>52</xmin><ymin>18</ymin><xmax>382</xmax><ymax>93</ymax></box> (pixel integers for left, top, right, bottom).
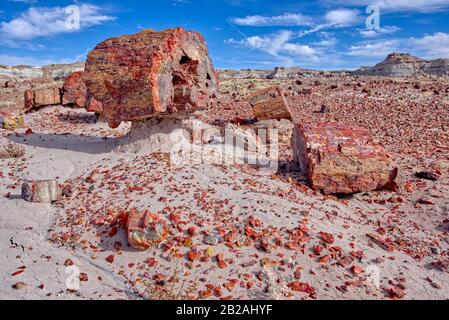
<box><xmin>353</xmin><ymin>53</ymin><xmax>449</xmax><ymax>78</ymax></box>
<box><xmin>0</xmin><ymin>65</ymin><xmax>44</xmax><ymax>79</ymax></box>
<box><xmin>0</xmin><ymin>62</ymin><xmax>84</xmax><ymax>80</ymax></box>
<box><xmin>42</xmin><ymin>62</ymin><xmax>85</xmax><ymax>81</ymax></box>
<box><xmin>83</xmin><ymin>28</ymin><xmax>219</xmax><ymax>128</ymax></box>
<box><xmin>292</xmin><ymin>122</ymin><xmax>397</xmax><ymax>195</ymax></box>
<box><xmin>423</xmin><ymin>59</ymin><xmax>449</xmax><ymax>77</ymax></box>
<box><xmin>218</xmin><ymin>69</ymin><xmax>272</xmax><ymax>80</ymax></box>
<box><xmin>62</xmin><ymin>71</ymin><xmax>87</xmax><ymax>108</ymax></box>
<box><xmin>267</xmin><ymin>67</ymin><xmax>314</xmax><ymax>79</ymax></box>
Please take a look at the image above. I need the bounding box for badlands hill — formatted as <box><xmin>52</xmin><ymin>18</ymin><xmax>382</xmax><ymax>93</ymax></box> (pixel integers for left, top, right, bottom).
<box><xmin>2</xmin><ymin>53</ymin><xmax>448</xmax><ymax>82</ymax></box>
<box><xmin>0</xmin><ymin>62</ymin><xmax>84</xmax><ymax>80</ymax></box>
<box><xmin>354</xmin><ymin>53</ymin><xmax>449</xmax><ymax>78</ymax></box>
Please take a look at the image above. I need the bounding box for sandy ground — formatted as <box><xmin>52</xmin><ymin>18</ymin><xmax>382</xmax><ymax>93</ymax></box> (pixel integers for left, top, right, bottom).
<box><xmin>1</xmin><ymin>77</ymin><xmax>449</xmax><ymax>300</ymax></box>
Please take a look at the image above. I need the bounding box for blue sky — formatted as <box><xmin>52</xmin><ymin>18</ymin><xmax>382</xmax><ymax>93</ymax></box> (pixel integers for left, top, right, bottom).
<box><xmin>0</xmin><ymin>0</ymin><xmax>449</xmax><ymax>70</ymax></box>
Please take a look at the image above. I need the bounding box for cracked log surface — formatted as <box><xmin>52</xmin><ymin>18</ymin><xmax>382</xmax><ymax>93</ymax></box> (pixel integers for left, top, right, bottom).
<box><xmin>83</xmin><ymin>28</ymin><xmax>219</xmax><ymax>128</ymax></box>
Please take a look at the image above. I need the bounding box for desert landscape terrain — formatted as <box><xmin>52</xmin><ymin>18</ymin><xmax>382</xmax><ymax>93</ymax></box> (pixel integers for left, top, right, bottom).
<box><xmin>1</xmin><ymin>29</ymin><xmax>449</xmax><ymax>301</ymax></box>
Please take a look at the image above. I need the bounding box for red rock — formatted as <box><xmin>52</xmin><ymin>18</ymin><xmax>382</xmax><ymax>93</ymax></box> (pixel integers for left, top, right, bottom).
<box><xmin>320</xmin><ymin>232</ymin><xmax>335</xmax><ymax>244</ymax></box>
<box><xmin>247</xmin><ymin>86</ymin><xmax>292</xmax><ymax>121</ymax></box>
<box><xmin>287</xmin><ymin>282</ymin><xmax>316</xmax><ymax>294</ymax></box>
<box><xmin>292</xmin><ymin>122</ymin><xmax>397</xmax><ymax>195</ymax></box>
<box><xmin>62</xmin><ymin>71</ymin><xmax>87</xmax><ymax>108</ymax></box>
<box><xmin>83</xmin><ymin>28</ymin><xmax>219</xmax><ymax>128</ymax></box>
<box><xmin>302</xmin><ymin>87</ymin><xmax>313</xmax><ymax>94</ymax></box>
<box><xmin>24</xmin><ymin>90</ymin><xmax>35</xmax><ymax>112</ymax></box>
<box><xmin>5</xmin><ymin>80</ymin><xmax>15</xmax><ymax>88</ymax></box>
<box><xmin>126</xmin><ymin>210</ymin><xmax>168</xmax><ymax>250</ymax></box>
<box><xmin>350</xmin><ymin>265</ymin><xmax>364</xmax><ymax>274</ymax></box>
<box><xmin>24</xmin><ymin>88</ymin><xmax>62</xmax><ymax>113</ymax></box>
<box><xmin>366</xmin><ymin>233</ymin><xmax>396</xmax><ymax>252</ymax></box>
<box><xmin>84</xmin><ymin>90</ymin><xmax>103</xmax><ymax>113</ymax></box>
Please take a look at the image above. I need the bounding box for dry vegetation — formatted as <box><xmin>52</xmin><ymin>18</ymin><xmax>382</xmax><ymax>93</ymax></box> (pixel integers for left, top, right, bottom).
<box><xmin>0</xmin><ymin>142</ymin><xmax>25</xmax><ymax>159</ymax></box>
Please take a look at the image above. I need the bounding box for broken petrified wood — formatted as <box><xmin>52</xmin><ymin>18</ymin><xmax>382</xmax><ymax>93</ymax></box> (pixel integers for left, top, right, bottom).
<box><xmin>248</xmin><ymin>86</ymin><xmax>292</xmax><ymax>121</ymax></box>
<box><xmin>84</xmin><ymin>90</ymin><xmax>103</xmax><ymax>113</ymax></box>
<box><xmin>62</xmin><ymin>71</ymin><xmax>87</xmax><ymax>108</ymax></box>
<box><xmin>302</xmin><ymin>87</ymin><xmax>313</xmax><ymax>95</ymax></box>
<box><xmin>5</xmin><ymin>80</ymin><xmax>15</xmax><ymax>88</ymax></box>
<box><xmin>24</xmin><ymin>88</ymin><xmax>62</xmax><ymax>113</ymax></box>
<box><xmin>83</xmin><ymin>28</ymin><xmax>219</xmax><ymax>128</ymax></box>
<box><xmin>126</xmin><ymin>210</ymin><xmax>169</xmax><ymax>250</ymax></box>
<box><xmin>22</xmin><ymin>180</ymin><xmax>62</xmax><ymax>203</ymax></box>
<box><xmin>292</xmin><ymin>122</ymin><xmax>398</xmax><ymax>195</ymax></box>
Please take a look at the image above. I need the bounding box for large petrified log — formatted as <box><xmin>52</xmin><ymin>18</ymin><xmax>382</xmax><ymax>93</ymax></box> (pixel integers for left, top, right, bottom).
<box><xmin>62</xmin><ymin>71</ymin><xmax>87</xmax><ymax>108</ymax></box>
<box><xmin>24</xmin><ymin>88</ymin><xmax>62</xmax><ymax>113</ymax></box>
<box><xmin>248</xmin><ymin>86</ymin><xmax>292</xmax><ymax>121</ymax></box>
<box><xmin>292</xmin><ymin>122</ymin><xmax>397</xmax><ymax>195</ymax></box>
<box><xmin>83</xmin><ymin>28</ymin><xmax>219</xmax><ymax>128</ymax></box>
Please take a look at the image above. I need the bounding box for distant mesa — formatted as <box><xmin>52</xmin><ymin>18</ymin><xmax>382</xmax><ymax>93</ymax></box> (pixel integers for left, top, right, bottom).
<box><xmin>2</xmin><ymin>52</ymin><xmax>449</xmax><ymax>81</ymax></box>
<box><xmin>0</xmin><ymin>62</ymin><xmax>84</xmax><ymax>81</ymax></box>
<box><xmin>353</xmin><ymin>52</ymin><xmax>449</xmax><ymax>78</ymax></box>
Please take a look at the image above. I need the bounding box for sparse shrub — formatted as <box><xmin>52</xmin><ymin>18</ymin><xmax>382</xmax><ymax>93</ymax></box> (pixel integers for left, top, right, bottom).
<box><xmin>0</xmin><ymin>142</ymin><xmax>25</xmax><ymax>159</ymax></box>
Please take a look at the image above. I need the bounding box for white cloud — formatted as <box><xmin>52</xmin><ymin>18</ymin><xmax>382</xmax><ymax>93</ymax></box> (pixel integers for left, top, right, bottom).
<box><xmin>330</xmin><ymin>0</ymin><xmax>449</xmax><ymax>12</ymax></box>
<box><xmin>410</xmin><ymin>32</ymin><xmax>449</xmax><ymax>58</ymax></box>
<box><xmin>231</xmin><ymin>13</ymin><xmax>313</xmax><ymax>26</ymax></box>
<box><xmin>347</xmin><ymin>32</ymin><xmax>449</xmax><ymax>59</ymax></box>
<box><xmin>325</xmin><ymin>9</ymin><xmax>360</xmax><ymax>26</ymax></box>
<box><xmin>172</xmin><ymin>0</ymin><xmax>191</xmax><ymax>6</ymax></box>
<box><xmin>0</xmin><ymin>4</ymin><xmax>114</xmax><ymax>40</ymax></box>
<box><xmin>226</xmin><ymin>30</ymin><xmax>318</xmax><ymax>63</ymax></box>
<box><xmin>348</xmin><ymin>39</ymin><xmax>400</xmax><ymax>57</ymax></box>
<box><xmin>359</xmin><ymin>25</ymin><xmax>401</xmax><ymax>37</ymax></box>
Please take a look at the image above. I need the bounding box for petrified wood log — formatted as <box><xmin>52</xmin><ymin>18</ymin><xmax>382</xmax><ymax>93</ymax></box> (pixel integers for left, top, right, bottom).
<box><xmin>22</xmin><ymin>180</ymin><xmax>62</xmax><ymax>203</ymax></box>
<box><xmin>83</xmin><ymin>28</ymin><xmax>219</xmax><ymax>128</ymax></box>
<box><xmin>248</xmin><ymin>86</ymin><xmax>292</xmax><ymax>121</ymax></box>
<box><xmin>24</xmin><ymin>88</ymin><xmax>62</xmax><ymax>113</ymax></box>
<box><xmin>292</xmin><ymin>122</ymin><xmax>397</xmax><ymax>195</ymax></box>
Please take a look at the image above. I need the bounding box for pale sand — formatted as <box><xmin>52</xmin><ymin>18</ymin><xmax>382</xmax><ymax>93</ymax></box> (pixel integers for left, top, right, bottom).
<box><xmin>1</xmin><ymin>106</ymin><xmax>448</xmax><ymax>300</ymax></box>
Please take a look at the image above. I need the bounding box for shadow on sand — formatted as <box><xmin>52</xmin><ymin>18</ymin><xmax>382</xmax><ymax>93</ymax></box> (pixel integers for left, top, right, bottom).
<box><xmin>8</xmin><ymin>132</ymin><xmax>120</xmax><ymax>155</ymax></box>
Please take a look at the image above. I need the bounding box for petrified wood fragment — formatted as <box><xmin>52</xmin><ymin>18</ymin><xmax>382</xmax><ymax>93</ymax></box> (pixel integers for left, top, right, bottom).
<box><xmin>22</xmin><ymin>180</ymin><xmax>62</xmax><ymax>203</ymax></box>
<box><xmin>127</xmin><ymin>210</ymin><xmax>169</xmax><ymax>250</ymax></box>
<box><xmin>248</xmin><ymin>86</ymin><xmax>292</xmax><ymax>121</ymax></box>
<box><xmin>292</xmin><ymin>122</ymin><xmax>397</xmax><ymax>195</ymax></box>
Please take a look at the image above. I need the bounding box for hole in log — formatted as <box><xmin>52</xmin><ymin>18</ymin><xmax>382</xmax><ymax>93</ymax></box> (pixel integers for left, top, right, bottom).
<box><xmin>180</xmin><ymin>55</ymin><xmax>192</xmax><ymax>65</ymax></box>
<box><xmin>172</xmin><ymin>73</ymin><xmax>188</xmax><ymax>86</ymax></box>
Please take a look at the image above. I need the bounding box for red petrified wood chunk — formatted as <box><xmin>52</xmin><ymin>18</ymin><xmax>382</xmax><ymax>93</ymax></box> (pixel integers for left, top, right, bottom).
<box><xmin>292</xmin><ymin>122</ymin><xmax>398</xmax><ymax>195</ymax></box>
<box><xmin>83</xmin><ymin>27</ymin><xmax>219</xmax><ymax>128</ymax></box>
<box><xmin>247</xmin><ymin>85</ymin><xmax>292</xmax><ymax>121</ymax></box>
<box><xmin>84</xmin><ymin>90</ymin><xmax>103</xmax><ymax>113</ymax></box>
<box><xmin>126</xmin><ymin>210</ymin><xmax>169</xmax><ymax>250</ymax></box>
<box><xmin>24</xmin><ymin>88</ymin><xmax>62</xmax><ymax>113</ymax></box>
<box><xmin>62</xmin><ymin>71</ymin><xmax>87</xmax><ymax>108</ymax></box>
